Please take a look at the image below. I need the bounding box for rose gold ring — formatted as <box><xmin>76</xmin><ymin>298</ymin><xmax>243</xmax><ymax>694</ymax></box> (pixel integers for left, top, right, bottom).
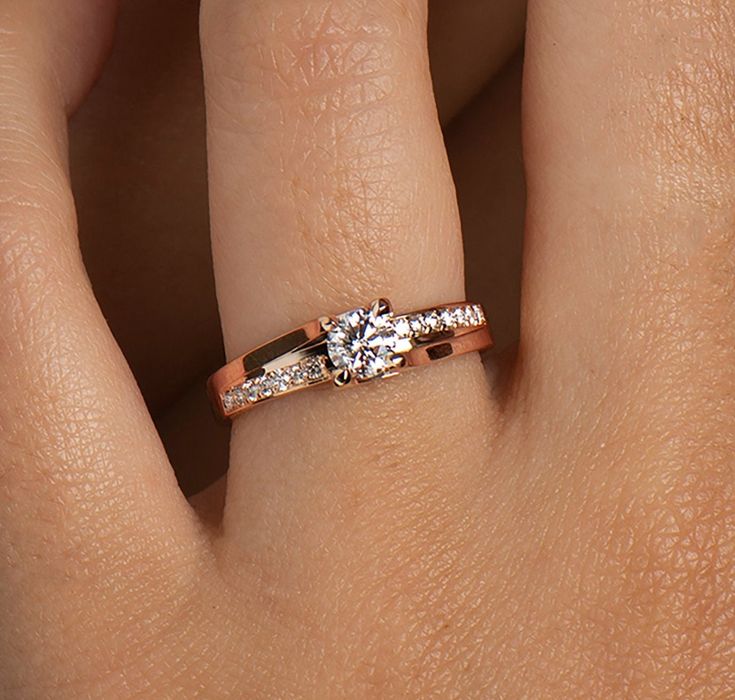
<box><xmin>208</xmin><ymin>298</ymin><xmax>493</xmax><ymax>420</ymax></box>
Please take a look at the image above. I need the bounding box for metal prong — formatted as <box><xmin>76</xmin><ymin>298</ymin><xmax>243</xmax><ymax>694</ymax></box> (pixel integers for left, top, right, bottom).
<box><xmin>370</xmin><ymin>297</ymin><xmax>392</xmax><ymax>316</ymax></box>
<box><xmin>390</xmin><ymin>354</ymin><xmax>407</xmax><ymax>368</ymax></box>
<box><xmin>319</xmin><ymin>315</ymin><xmax>337</xmax><ymax>333</ymax></box>
<box><xmin>333</xmin><ymin>369</ymin><xmax>352</xmax><ymax>387</ymax></box>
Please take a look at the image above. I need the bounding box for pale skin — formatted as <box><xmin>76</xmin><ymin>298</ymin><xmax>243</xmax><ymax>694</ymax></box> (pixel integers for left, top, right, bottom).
<box><xmin>1</xmin><ymin>0</ymin><xmax>733</xmax><ymax>697</ymax></box>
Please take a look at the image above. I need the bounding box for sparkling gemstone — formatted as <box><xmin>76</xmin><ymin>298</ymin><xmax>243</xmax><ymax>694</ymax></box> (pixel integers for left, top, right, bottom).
<box><xmin>244</xmin><ymin>380</ymin><xmax>260</xmax><ymax>403</ymax></box>
<box><xmin>439</xmin><ymin>308</ymin><xmax>454</xmax><ymax>329</ymax></box>
<box><xmin>466</xmin><ymin>305</ymin><xmax>480</xmax><ymax>325</ymax></box>
<box><xmin>258</xmin><ymin>375</ymin><xmax>276</xmax><ymax>398</ymax></box>
<box><xmin>452</xmin><ymin>307</ymin><xmax>468</xmax><ymax>326</ymax></box>
<box><xmin>424</xmin><ymin>311</ymin><xmax>442</xmax><ymax>332</ymax></box>
<box><xmin>409</xmin><ymin>315</ymin><xmax>426</xmax><ymax>335</ymax></box>
<box><xmin>394</xmin><ymin>316</ymin><xmax>411</xmax><ymax>338</ymax></box>
<box><xmin>326</xmin><ymin>306</ymin><xmax>412</xmax><ymax>381</ymax></box>
<box><xmin>302</xmin><ymin>356</ymin><xmax>327</xmax><ymax>381</ymax></box>
<box><xmin>270</xmin><ymin>369</ymin><xmax>291</xmax><ymax>393</ymax></box>
<box><xmin>289</xmin><ymin>365</ymin><xmax>306</xmax><ymax>385</ymax></box>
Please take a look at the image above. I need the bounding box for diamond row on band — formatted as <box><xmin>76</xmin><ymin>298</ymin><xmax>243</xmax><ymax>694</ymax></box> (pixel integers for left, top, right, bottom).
<box><xmin>402</xmin><ymin>303</ymin><xmax>486</xmax><ymax>337</ymax></box>
<box><xmin>222</xmin><ymin>355</ymin><xmax>330</xmax><ymax>411</ymax></box>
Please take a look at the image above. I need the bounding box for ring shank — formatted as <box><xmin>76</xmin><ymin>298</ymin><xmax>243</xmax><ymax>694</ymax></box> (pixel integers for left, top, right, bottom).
<box><xmin>209</xmin><ymin>318</ymin><xmax>323</xmax><ymax>394</ymax></box>
<box><xmin>405</xmin><ymin>325</ymin><xmax>492</xmax><ymax>366</ymax></box>
<box><xmin>208</xmin><ymin>302</ymin><xmax>493</xmax><ymax>420</ymax></box>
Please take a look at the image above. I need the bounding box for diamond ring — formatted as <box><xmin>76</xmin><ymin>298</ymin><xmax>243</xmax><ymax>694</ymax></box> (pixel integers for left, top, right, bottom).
<box><xmin>208</xmin><ymin>298</ymin><xmax>493</xmax><ymax>420</ymax></box>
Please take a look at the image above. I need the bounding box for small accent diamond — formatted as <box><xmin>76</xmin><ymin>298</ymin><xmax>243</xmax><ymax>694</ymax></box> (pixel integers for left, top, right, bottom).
<box><xmin>244</xmin><ymin>380</ymin><xmax>260</xmax><ymax>403</ymax></box>
<box><xmin>394</xmin><ymin>316</ymin><xmax>411</xmax><ymax>338</ymax></box>
<box><xmin>452</xmin><ymin>306</ymin><xmax>467</xmax><ymax>328</ymax></box>
<box><xmin>258</xmin><ymin>375</ymin><xmax>277</xmax><ymax>399</ymax></box>
<box><xmin>271</xmin><ymin>369</ymin><xmax>290</xmax><ymax>393</ymax></box>
<box><xmin>439</xmin><ymin>308</ymin><xmax>454</xmax><ymax>329</ymax></box>
<box><xmin>303</xmin><ymin>356</ymin><xmax>327</xmax><ymax>381</ymax></box>
<box><xmin>409</xmin><ymin>314</ymin><xmax>426</xmax><ymax>335</ymax></box>
<box><xmin>424</xmin><ymin>310</ymin><xmax>442</xmax><ymax>332</ymax></box>
<box><xmin>470</xmin><ymin>305</ymin><xmax>483</xmax><ymax>325</ymax></box>
<box><xmin>289</xmin><ymin>365</ymin><xmax>306</xmax><ymax>385</ymax></box>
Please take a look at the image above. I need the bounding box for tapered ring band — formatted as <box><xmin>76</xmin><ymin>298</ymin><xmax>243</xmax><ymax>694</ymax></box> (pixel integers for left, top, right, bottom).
<box><xmin>208</xmin><ymin>298</ymin><xmax>493</xmax><ymax>420</ymax></box>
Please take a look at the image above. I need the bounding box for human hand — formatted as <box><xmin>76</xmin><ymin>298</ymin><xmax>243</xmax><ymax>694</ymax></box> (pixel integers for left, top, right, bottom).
<box><xmin>2</xmin><ymin>1</ymin><xmax>733</xmax><ymax>697</ymax></box>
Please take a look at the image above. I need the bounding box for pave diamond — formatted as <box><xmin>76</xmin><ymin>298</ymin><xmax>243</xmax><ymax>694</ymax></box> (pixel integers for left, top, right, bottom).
<box><xmin>302</xmin><ymin>356</ymin><xmax>328</xmax><ymax>381</ymax></box>
<box><xmin>425</xmin><ymin>310</ymin><xmax>442</xmax><ymax>332</ymax></box>
<box><xmin>327</xmin><ymin>306</ymin><xmax>412</xmax><ymax>381</ymax></box>
<box><xmin>409</xmin><ymin>314</ymin><xmax>426</xmax><ymax>335</ymax></box>
<box><xmin>222</xmin><ymin>355</ymin><xmax>329</xmax><ymax>412</ymax></box>
<box><xmin>244</xmin><ymin>380</ymin><xmax>261</xmax><ymax>403</ymax></box>
<box><xmin>452</xmin><ymin>307</ymin><xmax>468</xmax><ymax>326</ymax></box>
<box><xmin>439</xmin><ymin>308</ymin><xmax>454</xmax><ymax>329</ymax></box>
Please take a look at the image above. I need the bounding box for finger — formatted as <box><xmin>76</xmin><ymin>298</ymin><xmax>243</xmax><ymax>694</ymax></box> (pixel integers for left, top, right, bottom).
<box><xmin>170</xmin><ymin>7</ymin><xmax>527</xmax><ymax>509</ymax></box>
<box><xmin>518</xmin><ymin>5</ymin><xmax>735</xmax><ymax>694</ymax></box>
<box><xmin>201</xmin><ymin>0</ymin><xmax>494</xmax><ymax>551</ymax></box>
<box><xmin>521</xmin><ymin>1</ymin><xmax>735</xmax><ymax>407</ymax></box>
<box><xmin>0</xmin><ymin>2</ymin><xmax>203</xmax><ymax>688</ymax></box>
<box><xmin>429</xmin><ymin>0</ymin><xmax>526</xmax><ymax>123</ymax></box>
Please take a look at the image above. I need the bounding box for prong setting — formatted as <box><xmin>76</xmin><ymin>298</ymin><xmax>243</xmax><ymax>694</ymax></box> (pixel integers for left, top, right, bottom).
<box><xmin>319</xmin><ymin>315</ymin><xmax>337</xmax><ymax>333</ymax></box>
<box><xmin>370</xmin><ymin>297</ymin><xmax>392</xmax><ymax>316</ymax></box>
<box><xmin>333</xmin><ymin>369</ymin><xmax>352</xmax><ymax>387</ymax></box>
<box><xmin>390</xmin><ymin>353</ymin><xmax>407</xmax><ymax>368</ymax></box>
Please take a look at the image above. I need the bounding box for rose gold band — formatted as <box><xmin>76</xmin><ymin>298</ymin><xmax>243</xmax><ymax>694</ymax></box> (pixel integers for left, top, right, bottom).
<box><xmin>208</xmin><ymin>299</ymin><xmax>493</xmax><ymax>421</ymax></box>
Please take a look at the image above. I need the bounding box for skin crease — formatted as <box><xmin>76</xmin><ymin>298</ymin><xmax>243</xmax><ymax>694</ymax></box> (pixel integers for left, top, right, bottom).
<box><xmin>0</xmin><ymin>1</ymin><xmax>733</xmax><ymax>700</ymax></box>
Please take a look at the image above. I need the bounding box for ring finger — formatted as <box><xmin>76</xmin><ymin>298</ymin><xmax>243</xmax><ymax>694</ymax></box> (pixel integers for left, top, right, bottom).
<box><xmin>201</xmin><ymin>0</ymin><xmax>496</xmax><ymax>591</ymax></box>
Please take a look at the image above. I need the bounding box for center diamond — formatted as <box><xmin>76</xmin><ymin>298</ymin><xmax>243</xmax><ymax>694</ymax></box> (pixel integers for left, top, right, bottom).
<box><xmin>326</xmin><ymin>306</ymin><xmax>412</xmax><ymax>381</ymax></box>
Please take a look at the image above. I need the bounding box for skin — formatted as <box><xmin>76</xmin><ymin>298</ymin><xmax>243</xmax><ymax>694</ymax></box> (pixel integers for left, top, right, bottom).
<box><xmin>1</xmin><ymin>0</ymin><xmax>733</xmax><ymax>697</ymax></box>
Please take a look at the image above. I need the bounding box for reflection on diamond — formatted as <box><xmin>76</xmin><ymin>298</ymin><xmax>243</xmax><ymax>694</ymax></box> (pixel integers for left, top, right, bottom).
<box><xmin>326</xmin><ymin>306</ymin><xmax>412</xmax><ymax>381</ymax></box>
<box><xmin>289</xmin><ymin>365</ymin><xmax>305</xmax><ymax>385</ymax></box>
<box><xmin>425</xmin><ymin>311</ymin><xmax>441</xmax><ymax>332</ymax></box>
<box><xmin>439</xmin><ymin>309</ymin><xmax>454</xmax><ymax>329</ymax></box>
<box><xmin>394</xmin><ymin>316</ymin><xmax>411</xmax><ymax>338</ymax></box>
<box><xmin>245</xmin><ymin>380</ymin><xmax>260</xmax><ymax>403</ymax></box>
<box><xmin>303</xmin><ymin>356</ymin><xmax>327</xmax><ymax>381</ymax></box>
<box><xmin>409</xmin><ymin>315</ymin><xmax>426</xmax><ymax>335</ymax></box>
<box><xmin>452</xmin><ymin>307</ymin><xmax>467</xmax><ymax>326</ymax></box>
